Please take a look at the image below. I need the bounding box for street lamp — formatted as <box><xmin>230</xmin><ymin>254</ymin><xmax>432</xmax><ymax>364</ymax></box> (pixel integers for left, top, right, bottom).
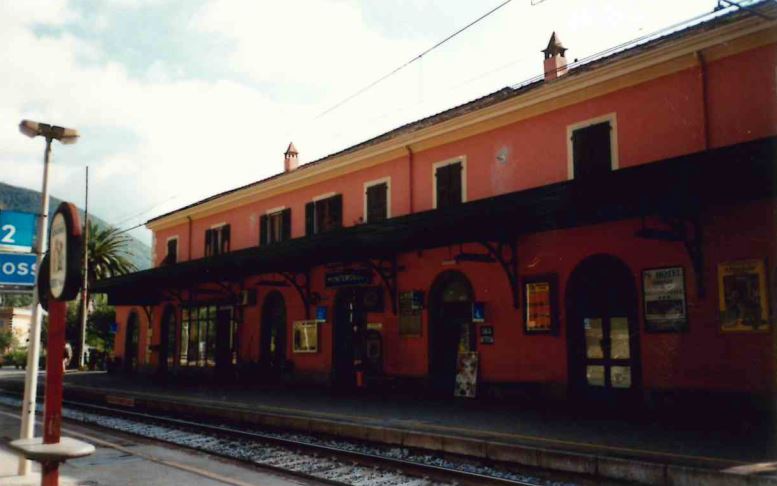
<box><xmin>17</xmin><ymin>119</ymin><xmax>79</xmax><ymax>476</ymax></box>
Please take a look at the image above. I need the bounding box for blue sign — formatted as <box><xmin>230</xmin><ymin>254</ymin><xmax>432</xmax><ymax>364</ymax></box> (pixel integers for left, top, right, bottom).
<box><xmin>0</xmin><ymin>252</ymin><xmax>37</xmax><ymax>287</ymax></box>
<box><xmin>0</xmin><ymin>211</ymin><xmax>36</xmax><ymax>252</ymax></box>
<box><xmin>316</xmin><ymin>306</ymin><xmax>328</xmax><ymax>322</ymax></box>
<box><xmin>472</xmin><ymin>301</ymin><xmax>485</xmax><ymax>323</ymax></box>
<box><xmin>109</xmin><ymin>322</ymin><xmax>118</xmax><ymax>334</ymax></box>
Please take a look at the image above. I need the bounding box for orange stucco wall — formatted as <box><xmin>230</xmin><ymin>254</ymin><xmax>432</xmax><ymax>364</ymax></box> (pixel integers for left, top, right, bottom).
<box><xmin>114</xmin><ymin>39</ymin><xmax>777</xmax><ymax>394</ymax></box>
<box><xmin>153</xmin><ymin>45</ymin><xmax>776</xmax><ymax>261</ymax></box>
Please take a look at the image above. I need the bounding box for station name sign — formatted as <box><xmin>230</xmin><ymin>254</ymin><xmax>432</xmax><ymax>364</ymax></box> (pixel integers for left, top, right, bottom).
<box><xmin>0</xmin><ymin>210</ymin><xmax>36</xmax><ymax>253</ymax></box>
<box><xmin>324</xmin><ymin>270</ymin><xmax>372</xmax><ymax>288</ymax></box>
<box><xmin>0</xmin><ymin>252</ymin><xmax>37</xmax><ymax>288</ymax></box>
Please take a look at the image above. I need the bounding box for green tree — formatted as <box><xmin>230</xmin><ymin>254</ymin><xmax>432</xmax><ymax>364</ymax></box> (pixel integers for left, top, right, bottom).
<box><xmin>0</xmin><ymin>329</ymin><xmax>17</xmax><ymax>354</ymax></box>
<box><xmin>86</xmin><ymin>220</ymin><xmax>137</xmax><ymax>284</ymax></box>
<box><xmin>75</xmin><ymin>220</ymin><xmax>136</xmax><ymax>365</ymax></box>
<box><xmin>0</xmin><ymin>293</ymin><xmax>33</xmax><ymax>307</ymax></box>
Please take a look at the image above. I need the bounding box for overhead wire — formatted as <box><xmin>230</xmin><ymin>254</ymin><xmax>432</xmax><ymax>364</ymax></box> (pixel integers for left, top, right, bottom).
<box><xmin>312</xmin><ymin>0</ymin><xmax>514</xmax><ymax>121</ymax></box>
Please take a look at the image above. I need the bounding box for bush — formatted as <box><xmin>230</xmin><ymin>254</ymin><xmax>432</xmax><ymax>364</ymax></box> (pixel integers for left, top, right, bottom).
<box><xmin>12</xmin><ymin>348</ymin><xmax>27</xmax><ymax>369</ymax></box>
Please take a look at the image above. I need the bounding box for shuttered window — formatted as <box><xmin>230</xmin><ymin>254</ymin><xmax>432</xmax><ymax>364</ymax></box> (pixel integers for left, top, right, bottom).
<box><xmin>365</xmin><ymin>182</ymin><xmax>388</xmax><ymax>223</ymax></box>
<box><xmin>572</xmin><ymin>121</ymin><xmax>612</xmax><ymax>180</ymax></box>
<box><xmin>435</xmin><ymin>161</ymin><xmax>463</xmax><ymax>209</ymax></box>
<box><xmin>204</xmin><ymin>224</ymin><xmax>231</xmax><ymax>257</ymax></box>
<box><xmin>305</xmin><ymin>194</ymin><xmax>343</xmax><ymax>236</ymax></box>
<box><xmin>260</xmin><ymin>209</ymin><xmax>292</xmax><ymax>245</ymax></box>
<box><xmin>164</xmin><ymin>238</ymin><xmax>177</xmax><ymax>265</ymax></box>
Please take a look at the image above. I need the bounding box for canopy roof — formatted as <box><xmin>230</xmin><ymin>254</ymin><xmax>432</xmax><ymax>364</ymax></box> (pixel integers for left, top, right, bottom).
<box><xmin>94</xmin><ymin>137</ymin><xmax>776</xmax><ymax>305</ymax></box>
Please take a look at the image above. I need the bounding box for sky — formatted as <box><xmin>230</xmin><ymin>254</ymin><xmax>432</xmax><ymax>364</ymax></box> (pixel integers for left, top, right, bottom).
<box><xmin>0</xmin><ymin>0</ymin><xmax>728</xmax><ymax>245</ymax></box>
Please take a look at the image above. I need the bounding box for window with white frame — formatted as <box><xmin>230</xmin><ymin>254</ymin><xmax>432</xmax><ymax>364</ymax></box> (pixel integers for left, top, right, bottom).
<box><xmin>567</xmin><ymin>114</ymin><xmax>618</xmax><ymax>180</ymax></box>
<box><xmin>433</xmin><ymin>157</ymin><xmax>466</xmax><ymax>209</ymax></box>
<box><xmin>163</xmin><ymin>237</ymin><xmax>178</xmax><ymax>265</ymax></box>
<box><xmin>260</xmin><ymin>208</ymin><xmax>291</xmax><ymax>245</ymax></box>
<box><xmin>204</xmin><ymin>224</ymin><xmax>230</xmax><ymax>257</ymax></box>
<box><xmin>364</xmin><ymin>178</ymin><xmax>390</xmax><ymax>223</ymax></box>
<box><xmin>305</xmin><ymin>194</ymin><xmax>343</xmax><ymax>236</ymax></box>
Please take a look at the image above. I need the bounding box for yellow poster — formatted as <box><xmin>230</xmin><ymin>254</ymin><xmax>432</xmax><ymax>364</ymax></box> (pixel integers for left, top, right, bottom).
<box><xmin>292</xmin><ymin>320</ymin><xmax>319</xmax><ymax>353</ymax></box>
<box><xmin>526</xmin><ymin>281</ymin><xmax>552</xmax><ymax>331</ymax></box>
<box><xmin>718</xmin><ymin>259</ymin><xmax>770</xmax><ymax>332</ymax></box>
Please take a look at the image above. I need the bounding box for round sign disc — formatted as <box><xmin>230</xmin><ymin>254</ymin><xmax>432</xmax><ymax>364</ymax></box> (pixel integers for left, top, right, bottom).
<box><xmin>48</xmin><ymin>202</ymin><xmax>82</xmax><ymax>301</ymax></box>
<box><xmin>49</xmin><ymin>212</ymin><xmax>67</xmax><ymax>299</ymax></box>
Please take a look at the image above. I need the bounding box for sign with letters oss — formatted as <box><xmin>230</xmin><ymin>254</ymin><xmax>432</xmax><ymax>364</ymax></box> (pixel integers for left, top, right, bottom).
<box><xmin>0</xmin><ymin>211</ymin><xmax>36</xmax><ymax>253</ymax></box>
<box><xmin>0</xmin><ymin>252</ymin><xmax>37</xmax><ymax>287</ymax></box>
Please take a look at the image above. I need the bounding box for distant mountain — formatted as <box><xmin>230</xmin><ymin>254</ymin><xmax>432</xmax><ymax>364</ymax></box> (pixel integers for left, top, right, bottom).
<box><xmin>0</xmin><ymin>182</ymin><xmax>151</xmax><ymax>270</ymax></box>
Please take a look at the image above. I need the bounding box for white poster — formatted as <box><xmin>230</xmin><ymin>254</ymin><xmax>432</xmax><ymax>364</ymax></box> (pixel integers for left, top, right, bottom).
<box><xmin>643</xmin><ymin>267</ymin><xmax>687</xmax><ymax>331</ymax></box>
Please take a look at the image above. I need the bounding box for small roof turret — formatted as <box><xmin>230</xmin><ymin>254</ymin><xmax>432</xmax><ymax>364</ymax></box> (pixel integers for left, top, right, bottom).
<box><xmin>542</xmin><ymin>31</ymin><xmax>567</xmax><ymax>59</ymax></box>
<box><xmin>285</xmin><ymin>142</ymin><xmax>298</xmax><ymax>155</ymax></box>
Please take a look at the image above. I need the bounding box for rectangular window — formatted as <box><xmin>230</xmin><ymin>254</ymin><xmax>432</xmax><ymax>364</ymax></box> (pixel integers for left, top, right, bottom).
<box><xmin>260</xmin><ymin>208</ymin><xmax>291</xmax><ymax>245</ymax></box>
<box><xmin>204</xmin><ymin>224</ymin><xmax>230</xmax><ymax>257</ymax></box>
<box><xmin>572</xmin><ymin>121</ymin><xmax>612</xmax><ymax>180</ymax></box>
<box><xmin>365</xmin><ymin>182</ymin><xmax>388</xmax><ymax>223</ymax></box>
<box><xmin>164</xmin><ymin>238</ymin><xmax>177</xmax><ymax>265</ymax></box>
<box><xmin>435</xmin><ymin>161</ymin><xmax>463</xmax><ymax>209</ymax></box>
<box><xmin>178</xmin><ymin>304</ymin><xmax>237</xmax><ymax>368</ymax></box>
<box><xmin>305</xmin><ymin>194</ymin><xmax>343</xmax><ymax>236</ymax></box>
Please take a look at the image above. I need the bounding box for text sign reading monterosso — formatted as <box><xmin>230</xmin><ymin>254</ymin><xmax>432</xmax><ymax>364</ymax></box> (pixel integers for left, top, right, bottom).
<box><xmin>0</xmin><ymin>252</ymin><xmax>37</xmax><ymax>287</ymax></box>
<box><xmin>0</xmin><ymin>211</ymin><xmax>36</xmax><ymax>253</ymax></box>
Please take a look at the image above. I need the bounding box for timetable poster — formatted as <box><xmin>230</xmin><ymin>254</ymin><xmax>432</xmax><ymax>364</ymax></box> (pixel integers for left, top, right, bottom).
<box><xmin>643</xmin><ymin>267</ymin><xmax>687</xmax><ymax>332</ymax></box>
<box><xmin>525</xmin><ymin>281</ymin><xmax>552</xmax><ymax>331</ymax></box>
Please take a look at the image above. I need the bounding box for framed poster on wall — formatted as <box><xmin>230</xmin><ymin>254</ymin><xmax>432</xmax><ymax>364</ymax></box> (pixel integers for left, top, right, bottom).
<box><xmin>523</xmin><ymin>274</ymin><xmax>558</xmax><ymax>334</ymax></box>
<box><xmin>292</xmin><ymin>320</ymin><xmax>319</xmax><ymax>353</ymax></box>
<box><xmin>642</xmin><ymin>267</ymin><xmax>688</xmax><ymax>332</ymax></box>
<box><xmin>399</xmin><ymin>291</ymin><xmax>423</xmax><ymax>337</ymax></box>
<box><xmin>718</xmin><ymin>259</ymin><xmax>770</xmax><ymax>332</ymax></box>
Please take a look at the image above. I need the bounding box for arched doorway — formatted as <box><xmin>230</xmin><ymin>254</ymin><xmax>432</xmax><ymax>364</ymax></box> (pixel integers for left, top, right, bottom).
<box><xmin>565</xmin><ymin>254</ymin><xmax>641</xmax><ymax>397</ymax></box>
<box><xmin>124</xmin><ymin>311</ymin><xmax>140</xmax><ymax>372</ymax></box>
<box><xmin>159</xmin><ymin>305</ymin><xmax>177</xmax><ymax>373</ymax></box>
<box><xmin>428</xmin><ymin>270</ymin><xmax>475</xmax><ymax>394</ymax></box>
<box><xmin>260</xmin><ymin>291</ymin><xmax>287</xmax><ymax>373</ymax></box>
<box><xmin>332</xmin><ymin>288</ymin><xmax>366</xmax><ymax>388</ymax></box>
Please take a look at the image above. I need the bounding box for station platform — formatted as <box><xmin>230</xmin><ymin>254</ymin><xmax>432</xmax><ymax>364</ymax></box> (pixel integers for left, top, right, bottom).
<box><xmin>0</xmin><ymin>397</ymin><xmax>318</xmax><ymax>485</ymax></box>
<box><xmin>0</xmin><ymin>370</ymin><xmax>774</xmax><ymax>485</ymax></box>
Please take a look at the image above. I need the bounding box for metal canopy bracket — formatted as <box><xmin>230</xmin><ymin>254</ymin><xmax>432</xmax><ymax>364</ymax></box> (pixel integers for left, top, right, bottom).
<box><xmin>279</xmin><ymin>271</ymin><xmax>312</xmax><ymax>318</ymax></box>
<box><xmin>363</xmin><ymin>256</ymin><xmax>400</xmax><ymax>315</ymax></box>
<box><xmin>635</xmin><ymin>215</ymin><xmax>705</xmax><ymax>298</ymax></box>
<box><xmin>456</xmin><ymin>241</ymin><xmax>520</xmax><ymax>309</ymax></box>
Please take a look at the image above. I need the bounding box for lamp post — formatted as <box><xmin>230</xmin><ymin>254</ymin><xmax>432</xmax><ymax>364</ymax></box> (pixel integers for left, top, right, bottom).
<box><xmin>17</xmin><ymin>120</ymin><xmax>79</xmax><ymax>476</ymax></box>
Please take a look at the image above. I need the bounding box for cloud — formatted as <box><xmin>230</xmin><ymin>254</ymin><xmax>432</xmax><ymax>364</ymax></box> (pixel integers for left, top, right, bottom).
<box><xmin>0</xmin><ymin>0</ymin><xmax>719</xmax><ymax>245</ymax></box>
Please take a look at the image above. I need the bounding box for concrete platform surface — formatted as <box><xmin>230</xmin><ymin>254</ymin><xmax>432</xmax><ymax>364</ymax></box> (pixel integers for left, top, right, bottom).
<box><xmin>0</xmin><ymin>401</ymin><xmax>317</xmax><ymax>486</ymax></box>
<box><xmin>0</xmin><ymin>370</ymin><xmax>775</xmax><ymax>485</ymax></box>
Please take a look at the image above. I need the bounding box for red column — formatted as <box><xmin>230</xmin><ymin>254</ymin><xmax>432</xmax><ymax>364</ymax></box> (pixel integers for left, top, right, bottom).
<box><xmin>42</xmin><ymin>299</ymin><xmax>66</xmax><ymax>486</ymax></box>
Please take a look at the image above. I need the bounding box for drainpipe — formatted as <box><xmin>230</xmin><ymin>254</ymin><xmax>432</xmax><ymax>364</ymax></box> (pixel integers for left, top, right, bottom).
<box><xmin>695</xmin><ymin>51</ymin><xmax>710</xmax><ymax>150</ymax></box>
<box><xmin>187</xmin><ymin>216</ymin><xmax>193</xmax><ymax>260</ymax></box>
<box><xmin>405</xmin><ymin>145</ymin><xmax>415</xmax><ymax>214</ymax></box>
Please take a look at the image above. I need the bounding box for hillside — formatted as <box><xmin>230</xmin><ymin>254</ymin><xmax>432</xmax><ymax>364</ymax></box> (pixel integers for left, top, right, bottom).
<box><xmin>0</xmin><ymin>182</ymin><xmax>151</xmax><ymax>270</ymax></box>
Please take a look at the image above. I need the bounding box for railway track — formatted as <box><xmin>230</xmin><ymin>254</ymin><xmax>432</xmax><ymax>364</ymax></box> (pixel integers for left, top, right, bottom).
<box><xmin>0</xmin><ymin>392</ymin><xmax>579</xmax><ymax>486</ymax></box>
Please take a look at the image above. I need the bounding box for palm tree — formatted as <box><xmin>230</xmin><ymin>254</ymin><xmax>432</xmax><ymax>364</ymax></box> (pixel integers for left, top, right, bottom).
<box><xmin>75</xmin><ymin>220</ymin><xmax>136</xmax><ymax>366</ymax></box>
<box><xmin>85</xmin><ymin>220</ymin><xmax>137</xmax><ymax>285</ymax></box>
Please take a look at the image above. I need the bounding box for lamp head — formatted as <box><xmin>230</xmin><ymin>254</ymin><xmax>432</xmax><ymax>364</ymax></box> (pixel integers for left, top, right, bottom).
<box><xmin>19</xmin><ymin>119</ymin><xmax>79</xmax><ymax>144</ymax></box>
<box><xmin>19</xmin><ymin>120</ymin><xmax>40</xmax><ymax>138</ymax></box>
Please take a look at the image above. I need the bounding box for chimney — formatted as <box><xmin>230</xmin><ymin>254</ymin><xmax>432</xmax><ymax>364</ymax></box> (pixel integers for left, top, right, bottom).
<box><xmin>542</xmin><ymin>32</ymin><xmax>568</xmax><ymax>81</ymax></box>
<box><xmin>284</xmin><ymin>142</ymin><xmax>298</xmax><ymax>172</ymax></box>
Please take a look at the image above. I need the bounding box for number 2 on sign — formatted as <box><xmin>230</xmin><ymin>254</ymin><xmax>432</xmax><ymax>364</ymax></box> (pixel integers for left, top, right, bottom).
<box><xmin>0</xmin><ymin>224</ymin><xmax>16</xmax><ymax>244</ymax></box>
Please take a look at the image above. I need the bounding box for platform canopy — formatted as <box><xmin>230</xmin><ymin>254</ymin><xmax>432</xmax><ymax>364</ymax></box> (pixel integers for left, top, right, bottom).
<box><xmin>93</xmin><ymin>137</ymin><xmax>776</xmax><ymax>305</ymax></box>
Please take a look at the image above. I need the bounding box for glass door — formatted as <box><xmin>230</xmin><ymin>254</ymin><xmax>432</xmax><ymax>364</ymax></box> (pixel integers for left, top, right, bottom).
<box><xmin>584</xmin><ymin>316</ymin><xmax>632</xmax><ymax>389</ymax></box>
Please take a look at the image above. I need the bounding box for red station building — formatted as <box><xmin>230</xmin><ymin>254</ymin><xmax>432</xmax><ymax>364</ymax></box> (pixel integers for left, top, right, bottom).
<box><xmin>97</xmin><ymin>6</ymin><xmax>777</xmax><ymax>404</ymax></box>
